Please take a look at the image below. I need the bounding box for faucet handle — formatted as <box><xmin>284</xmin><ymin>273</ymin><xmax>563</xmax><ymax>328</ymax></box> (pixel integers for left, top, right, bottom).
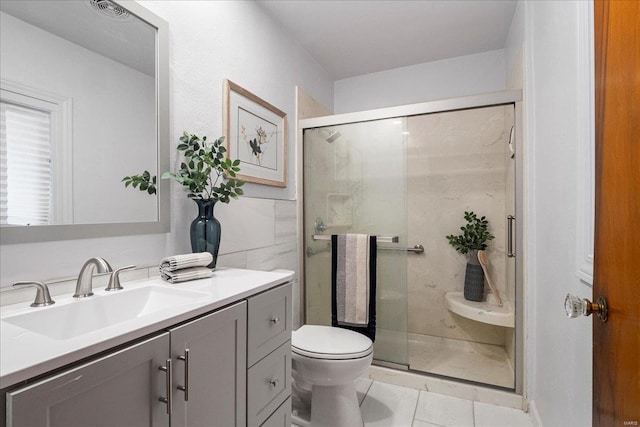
<box><xmin>13</xmin><ymin>281</ymin><xmax>55</xmax><ymax>307</ymax></box>
<box><xmin>106</xmin><ymin>265</ymin><xmax>136</xmax><ymax>291</ymax></box>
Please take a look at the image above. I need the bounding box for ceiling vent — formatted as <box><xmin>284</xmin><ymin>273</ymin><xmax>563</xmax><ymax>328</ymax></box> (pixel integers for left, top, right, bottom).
<box><xmin>88</xmin><ymin>0</ymin><xmax>131</xmax><ymax>20</ymax></box>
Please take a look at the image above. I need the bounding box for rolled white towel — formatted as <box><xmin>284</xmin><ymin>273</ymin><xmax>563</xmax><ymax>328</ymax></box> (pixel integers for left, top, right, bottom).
<box><xmin>160</xmin><ymin>253</ymin><xmax>213</xmax><ymax>272</ymax></box>
<box><xmin>160</xmin><ymin>266</ymin><xmax>213</xmax><ymax>284</ymax></box>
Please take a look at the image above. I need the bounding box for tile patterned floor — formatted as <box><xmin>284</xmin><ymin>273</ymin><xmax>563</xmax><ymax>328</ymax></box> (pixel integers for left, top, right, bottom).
<box><xmin>355</xmin><ymin>379</ymin><xmax>533</xmax><ymax>427</ymax></box>
<box><xmin>294</xmin><ymin>379</ymin><xmax>533</xmax><ymax>426</ymax></box>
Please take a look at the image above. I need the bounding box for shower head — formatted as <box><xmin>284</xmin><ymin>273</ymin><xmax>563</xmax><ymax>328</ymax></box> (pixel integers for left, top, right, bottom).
<box><xmin>325</xmin><ymin>130</ymin><xmax>342</xmax><ymax>143</ymax></box>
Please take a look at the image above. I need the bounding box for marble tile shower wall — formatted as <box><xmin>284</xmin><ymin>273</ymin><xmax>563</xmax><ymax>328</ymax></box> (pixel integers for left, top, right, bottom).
<box><xmin>407</xmin><ymin>105</ymin><xmax>513</xmax><ymax>345</ymax></box>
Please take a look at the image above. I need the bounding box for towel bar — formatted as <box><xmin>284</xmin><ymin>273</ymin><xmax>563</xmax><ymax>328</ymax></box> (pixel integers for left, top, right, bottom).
<box><xmin>306</xmin><ymin>244</ymin><xmax>424</xmax><ymax>257</ymax></box>
<box><xmin>312</xmin><ymin>234</ymin><xmax>399</xmax><ymax>243</ymax></box>
<box><xmin>378</xmin><ymin>244</ymin><xmax>424</xmax><ymax>254</ymax></box>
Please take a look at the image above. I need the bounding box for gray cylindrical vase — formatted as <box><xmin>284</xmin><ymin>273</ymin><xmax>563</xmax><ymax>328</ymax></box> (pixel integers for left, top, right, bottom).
<box><xmin>464</xmin><ymin>249</ymin><xmax>484</xmax><ymax>302</ymax></box>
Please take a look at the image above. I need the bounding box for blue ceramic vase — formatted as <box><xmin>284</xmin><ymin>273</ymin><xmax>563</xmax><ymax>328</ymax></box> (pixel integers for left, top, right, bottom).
<box><xmin>190</xmin><ymin>199</ymin><xmax>220</xmax><ymax>269</ymax></box>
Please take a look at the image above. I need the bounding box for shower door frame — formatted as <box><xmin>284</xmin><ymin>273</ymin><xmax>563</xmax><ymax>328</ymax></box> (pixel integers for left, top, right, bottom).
<box><xmin>297</xmin><ymin>89</ymin><xmax>525</xmax><ymax>395</ymax></box>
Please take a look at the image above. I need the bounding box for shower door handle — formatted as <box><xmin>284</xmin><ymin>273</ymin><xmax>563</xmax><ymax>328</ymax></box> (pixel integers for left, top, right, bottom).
<box><xmin>507</xmin><ymin>215</ymin><xmax>516</xmax><ymax>258</ymax></box>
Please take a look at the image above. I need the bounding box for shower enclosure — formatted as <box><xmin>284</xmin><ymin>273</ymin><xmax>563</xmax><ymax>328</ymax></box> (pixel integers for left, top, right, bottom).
<box><xmin>300</xmin><ymin>92</ymin><xmax>522</xmax><ymax>391</ymax></box>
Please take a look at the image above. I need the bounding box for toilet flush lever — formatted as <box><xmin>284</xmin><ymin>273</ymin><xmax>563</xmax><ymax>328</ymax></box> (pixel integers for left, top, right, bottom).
<box><xmin>564</xmin><ymin>293</ymin><xmax>608</xmax><ymax>323</ymax></box>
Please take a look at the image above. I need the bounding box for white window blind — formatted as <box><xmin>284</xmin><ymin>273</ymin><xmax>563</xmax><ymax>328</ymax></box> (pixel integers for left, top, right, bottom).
<box><xmin>0</xmin><ymin>101</ymin><xmax>53</xmax><ymax>225</ymax></box>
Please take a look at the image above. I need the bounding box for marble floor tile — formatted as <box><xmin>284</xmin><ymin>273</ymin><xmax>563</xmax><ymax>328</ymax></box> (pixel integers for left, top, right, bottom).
<box><xmin>474</xmin><ymin>401</ymin><xmax>534</xmax><ymax>427</ymax></box>
<box><xmin>360</xmin><ymin>381</ymin><xmax>419</xmax><ymax>427</ymax></box>
<box><xmin>355</xmin><ymin>377</ymin><xmax>373</xmax><ymax>405</ymax></box>
<box><xmin>413</xmin><ymin>391</ymin><xmax>474</xmax><ymax>427</ymax></box>
<box><xmin>412</xmin><ymin>420</ymin><xmax>445</xmax><ymax>427</ymax></box>
<box><xmin>290</xmin><ymin>379</ymin><xmax>533</xmax><ymax>427</ymax></box>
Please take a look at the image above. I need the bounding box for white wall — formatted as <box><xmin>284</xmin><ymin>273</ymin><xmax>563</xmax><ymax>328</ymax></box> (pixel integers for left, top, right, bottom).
<box><xmin>0</xmin><ymin>0</ymin><xmax>333</xmax><ymax>302</ymax></box>
<box><xmin>505</xmin><ymin>1</ymin><xmax>525</xmax><ymax>90</ymax></box>
<box><xmin>334</xmin><ymin>49</ymin><xmax>506</xmax><ymax>114</ymax></box>
<box><xmin>524</xmin><ymin>1</ymin><xmax>592</xmax><ymax>425</ymax></box>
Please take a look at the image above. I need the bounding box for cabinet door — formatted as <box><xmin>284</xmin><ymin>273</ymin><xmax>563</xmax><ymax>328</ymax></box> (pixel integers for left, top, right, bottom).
<box><xmin>170</xmin><ymin>301</ymin><xmax>247</xmax><ymax>427</ymax></box>
<box><xmin>6</xmin><ymin>333</ymin><xmax>170</xmax><ymax>427</ymax></box>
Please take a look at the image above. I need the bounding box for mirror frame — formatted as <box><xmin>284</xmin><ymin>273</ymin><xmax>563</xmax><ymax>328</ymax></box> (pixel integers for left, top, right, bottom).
<box><xmin>0</xmin><ymin>0</ymin><xmax>170</xmax><ymax>244</ymax></box>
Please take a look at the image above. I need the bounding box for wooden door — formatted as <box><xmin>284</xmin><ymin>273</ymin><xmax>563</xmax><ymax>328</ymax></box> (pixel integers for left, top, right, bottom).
<box><xmin>6</xmin><ymin>333</ymin><xmax>170</xmax><ymax>427</ymax></box>
<box><xmin>593</xmin><ymin>0</ymin><xmax>640</xmax><ymax>425</ymax></box>
<box><xmin>169</xmin><ymin>301</ymin><xmax>247</xmax><ymax>427</ymax></box>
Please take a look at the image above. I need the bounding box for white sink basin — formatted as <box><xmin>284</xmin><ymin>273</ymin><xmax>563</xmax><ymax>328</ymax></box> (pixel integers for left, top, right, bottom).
<box><xmin>3</xmin><ymin>285</ymin><xmax>207</xmax><ymax>340</ymax></box>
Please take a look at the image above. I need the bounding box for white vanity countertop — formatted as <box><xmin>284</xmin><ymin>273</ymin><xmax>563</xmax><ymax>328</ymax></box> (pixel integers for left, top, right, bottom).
<box><xmin>0</xmin><ymin>268</ymin><xmax>294</xmax><ymax>389</ymax></box>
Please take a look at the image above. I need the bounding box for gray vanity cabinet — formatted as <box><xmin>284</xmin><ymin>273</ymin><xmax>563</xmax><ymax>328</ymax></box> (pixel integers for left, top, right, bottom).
<box><xmin>4</xmin><ymin>281</ymin><xmax>292</xmax><ymax>427</ymax></box>
<box><xmin>170</xmin><ymin>301</ymin><xmax>247</xmax><ymax>427</ymax></box>
<box><xmin>6</xmin><ymin>333</ymin><xmax>171</xmax><ymax>427</ymax></box>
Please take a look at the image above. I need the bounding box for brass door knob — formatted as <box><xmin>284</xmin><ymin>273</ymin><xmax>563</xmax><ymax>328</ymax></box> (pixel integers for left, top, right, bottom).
<box><xmin>564</xmin><ymin>293</ymin><xmax>608</xmax><ymax>323</ymax></box>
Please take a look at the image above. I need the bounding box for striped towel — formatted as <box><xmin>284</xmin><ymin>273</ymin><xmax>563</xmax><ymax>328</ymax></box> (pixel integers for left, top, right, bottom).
<box><xmin>331</xmin><ymin>234</ymin><xmax>377</xmax><ymax>341</ymax></box>
<box><xmin>160</xmin><ymin>253</ymin><xmax>213</xmax><ymax>272</ymax></box>
<box><xmin>160</xmin><ymin>266</ymin><xmax>213</xmax><ymax>284</ymax></box>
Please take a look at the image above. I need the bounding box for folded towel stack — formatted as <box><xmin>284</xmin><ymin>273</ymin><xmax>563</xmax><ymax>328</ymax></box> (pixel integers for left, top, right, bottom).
<box><xmin>159</xmin><ymin>253</ymin><xmax>213</xmax><ymax>283</ymax></box>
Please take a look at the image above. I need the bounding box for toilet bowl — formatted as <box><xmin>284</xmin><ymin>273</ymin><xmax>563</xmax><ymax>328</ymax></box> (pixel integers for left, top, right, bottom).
<box><xmin>291</xmin><ymin>325</ymin><xmax>373</xmax><ymax>427</ymax></box>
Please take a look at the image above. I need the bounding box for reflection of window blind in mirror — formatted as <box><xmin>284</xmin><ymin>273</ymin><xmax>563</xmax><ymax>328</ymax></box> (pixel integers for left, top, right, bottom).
<box><xmin>0</xmin><ymin>102</ymin><xmax>52</xmax><ymax>225</ymax></box>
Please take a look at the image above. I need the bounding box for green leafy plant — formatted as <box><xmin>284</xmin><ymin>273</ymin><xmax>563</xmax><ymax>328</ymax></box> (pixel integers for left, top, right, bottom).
<box><xmin>446</xmin><ymin>211</ymin><xmax>494</xmax><ymax>254</ymax></box>
<box><xmin>123</xmin><ymin>132</ymin><xmax>245</xmax><ymax>203</ymax></box>
<box><xmin>122</xmin><ymin>170</ymin><xmax>157</xmax><ymax>195</ymax></box>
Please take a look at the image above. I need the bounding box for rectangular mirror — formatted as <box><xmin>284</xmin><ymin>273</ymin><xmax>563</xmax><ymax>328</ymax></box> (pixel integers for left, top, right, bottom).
<box><xmin>0</xmin><ymin>0</ymin><xmax>169</xmax><ymax>243</ymax></box>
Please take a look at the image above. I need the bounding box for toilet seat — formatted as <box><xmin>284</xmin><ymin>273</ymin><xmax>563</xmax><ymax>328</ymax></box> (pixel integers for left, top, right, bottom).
<box><xmin>292</xmin><ymin>325</ymin><xmax>373</xmax><ymax>360</ymax></box>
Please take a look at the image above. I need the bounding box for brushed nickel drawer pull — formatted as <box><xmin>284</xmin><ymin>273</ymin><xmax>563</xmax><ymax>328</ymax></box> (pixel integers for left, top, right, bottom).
<box><xmin>270</xmin><ymin>317</ymin><xmax>280</xmax><ymax>325</ymax></box>
<box><xmin>269</xmin><ymin>378</ymin><xmax>279</xmax><ymax>387</ymax></box>
<box><xmin>177</xmin><ymin>348</ymin><xmax>190</xmax><ymax>401</ymax></box>
<box><xmin>159</xmin><ymin>358</ymin><xmax>172</xmax><ymax>415</ymax></box>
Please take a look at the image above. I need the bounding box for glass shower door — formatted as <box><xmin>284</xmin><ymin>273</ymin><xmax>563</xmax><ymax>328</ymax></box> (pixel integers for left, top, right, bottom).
<box><xmin>303</xmin><ymin>118</ymin><xmax>409</xmax><ymax>367</ymax></box>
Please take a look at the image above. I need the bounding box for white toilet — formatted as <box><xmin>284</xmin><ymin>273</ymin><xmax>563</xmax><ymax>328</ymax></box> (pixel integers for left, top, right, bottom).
<box><xmin>291</xmin><ymin>325</ymin><xmax>373</xmax><ymax>427</ymax></box>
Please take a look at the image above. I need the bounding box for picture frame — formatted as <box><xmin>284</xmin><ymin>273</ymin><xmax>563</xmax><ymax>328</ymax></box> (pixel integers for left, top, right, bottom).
<box><xmin>223</xmin><ymin>79</ymin><xmax>287</xmax><ymax>187</ymax></box>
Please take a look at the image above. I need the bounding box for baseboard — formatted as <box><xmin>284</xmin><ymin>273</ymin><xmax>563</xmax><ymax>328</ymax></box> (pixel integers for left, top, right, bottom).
<box><xmin>528</xmin><ymin>400</ymin><xmax>544</xmax><ymax>427</ymax></box>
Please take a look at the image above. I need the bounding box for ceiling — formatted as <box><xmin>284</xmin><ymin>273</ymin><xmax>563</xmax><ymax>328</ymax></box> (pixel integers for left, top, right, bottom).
<box><xmin>0</xmin><ymin>0</ymin><xmax>155</xmax><ymax>76</ymax></box>
<box><xmin>257</xmin><ymin>0</ymin><xmax>517</xmax><ymax>80</ymax></box>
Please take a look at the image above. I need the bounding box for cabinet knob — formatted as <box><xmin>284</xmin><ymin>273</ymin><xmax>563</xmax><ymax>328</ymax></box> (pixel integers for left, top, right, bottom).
<box><xmin>270</xmin><ymin>317</ymin><xmax>280</xmax><ymax>325</ymax></box>
<box><xmin>269</xmin><ymin>378</ymin><xmax>279</xmax><ymax>387</ymax></box>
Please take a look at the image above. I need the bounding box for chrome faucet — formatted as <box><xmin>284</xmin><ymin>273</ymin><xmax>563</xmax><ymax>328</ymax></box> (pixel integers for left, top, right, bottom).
<box><xmin>74</xmin><ymin>257</ymin><xmax>113</xmax><ymax>298</ymax></box>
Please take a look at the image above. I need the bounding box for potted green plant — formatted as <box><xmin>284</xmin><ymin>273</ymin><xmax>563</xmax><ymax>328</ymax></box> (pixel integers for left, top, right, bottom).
<box><xmin>446</xmin><ymin>211</ymin><xmax>494</xmax><ymax>301</ymax></box>
<box><xmin>123</xmin><ymin>131</ymin><xmax>245</xmax><ymax>268</ymax></box>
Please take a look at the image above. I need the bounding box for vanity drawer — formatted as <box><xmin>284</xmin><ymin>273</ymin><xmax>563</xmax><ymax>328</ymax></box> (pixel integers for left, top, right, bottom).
<box><xmin>247</xmin><ymin>340</ymin><xmax>291</xmax><ymax>427</ymax></box>
<box><xmin>259</xmin><ymin>396</ymin><xmax>291</xmax><ymax>427</ymax></box>
<box><xmin>247</xmin><ymin>282</ymin><xmax>292</xmax><ymax>366</ymax></box>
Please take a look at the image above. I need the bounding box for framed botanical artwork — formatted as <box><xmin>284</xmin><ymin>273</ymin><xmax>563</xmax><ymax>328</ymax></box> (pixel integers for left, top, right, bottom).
<box><xmin>223</xmin><ymin>79</ymin><xmax>287</xmax><ymax>187</ymax></box>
